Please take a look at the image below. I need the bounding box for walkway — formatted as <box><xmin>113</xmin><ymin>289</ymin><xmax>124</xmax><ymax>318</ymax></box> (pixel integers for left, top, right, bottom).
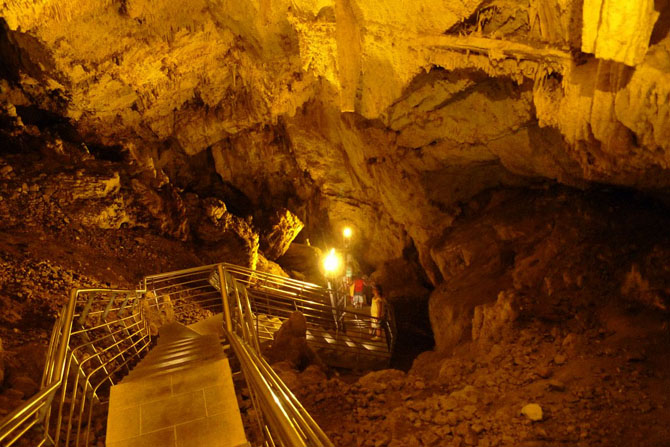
<box><xmin>106</xmin><ymin>322</ymin><xmax>248</xmax><ymax>447</ymax></box>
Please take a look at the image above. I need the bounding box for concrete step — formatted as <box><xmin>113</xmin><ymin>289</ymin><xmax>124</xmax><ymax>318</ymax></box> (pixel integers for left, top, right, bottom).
<box><xmin>157</xmin><ymin>322</ymin><xmax>202</xmax><ymax>345</ymax></box>
<box><xmin>125</xmin><ymin>334</ymin><xmax>225</xmax><ymax>382</ymax></box>
<box><xmin>187</xmin><ymin>313</ymin><xmax>225</xmax><ymax>338</ymax></box>
<box><xmin>107</xmin><ymin>323</ymin><xmax>248</xmax><ymax>447</ymax></box>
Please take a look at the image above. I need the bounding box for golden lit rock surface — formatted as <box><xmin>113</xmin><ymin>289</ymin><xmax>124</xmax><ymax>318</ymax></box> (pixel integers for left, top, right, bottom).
<box><xmin>582</xmin><ymin>0</ymin><xmax>659</xmax><ymax>66</ymax></box>
<box><xmin>0</xmin><ymin>0</ymin><xmax>669</xmax><ymax>282</ymax></box>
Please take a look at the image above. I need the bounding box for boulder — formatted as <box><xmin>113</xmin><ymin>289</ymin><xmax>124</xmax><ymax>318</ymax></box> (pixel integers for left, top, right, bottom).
<box><xmin>521</xmin><ymin>403</ymin><xmax>543</xmax><ymax>421</ymax></box>
<box><xmin>358</xmin><ymin>369</ymin><xmax>406</xmax><ymax>392</ymax></box>
<box><xmin>260</xmin><ymin>209</ymin><xmax>304</xmax><ymax>261</ymax></box>
<box><xmin>11</xmin><ymin>343</ymin><xmax>47</xmax><ymax>385</ymax></box>
<box><xmin>256</xmin><ymin>254</ymin><xmax>289</xmax><ymax>278</ymax></box>
<box><xmin>9</xmin><ymin>376</ymin><xmax>38</xmax><ymax>397</ymax></box>
<box><xmin>471</xmin><ymin>289</ymin><xmax>519</xmax><ymax>342</ymax></box>
<box><xmin>130</xmin><ymin>179</ymin><xmax>189</xmax><ymax>240</ymax></box>
<box><xmin>450</xmin><ymin>385</ymin><xmax>479</xmax><ymax>404</ymax></box>
<box><xmin>270</xmin><ymin>361</ymin><xmax>301</xmax><ymax>390</ymax></box>
<box><xmin>267</xmin><ymin>311</ymin><xmax>325</xmax><ymax>371</ymax></box>
<box><xmin>185</xmin><ymin>195</ymin><xmax>260</xmax><ymax>268</ymax></box>
<box><xmin>141</xmin><ymin>292</ymin><xmax>176</xmax><ymax>336</ymax></box>
<box><xmin>300</xmin><ymin>364</ymin><xmax>328</xmax><ymax>385</ymax></box>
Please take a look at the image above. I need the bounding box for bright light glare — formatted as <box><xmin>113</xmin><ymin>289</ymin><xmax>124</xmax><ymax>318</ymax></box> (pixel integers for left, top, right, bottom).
<box><xmin>323</xmin><ymin>248</ymin><xmax>341</xmax><ymax>274</ymax></box>
<box><xmin>343</xmin><ymin>227</ymin><xmax>352</xmax><ymax>238</ymax></box>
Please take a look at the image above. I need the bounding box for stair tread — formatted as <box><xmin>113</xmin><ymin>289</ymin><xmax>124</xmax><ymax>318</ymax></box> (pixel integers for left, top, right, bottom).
<box><xmin>125</xmin><ymin>332</ymin><xmax>225</xmax><ymax>382</ymax></box>
<box><xmin>157</xmin><ymin>322</ymin><xmax>202</xmax><ymax>345</ymax></box>
<box><xmin>107</xmin><ymin>322</ymin><xmax>247</xmax><ymax>447</ymax></box>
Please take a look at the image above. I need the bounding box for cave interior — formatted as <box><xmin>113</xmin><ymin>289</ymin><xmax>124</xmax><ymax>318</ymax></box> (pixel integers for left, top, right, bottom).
<box><xmin>1</xmin><ymin>0</ymin><xmax>670</xmax><ymax>446</ymax></box>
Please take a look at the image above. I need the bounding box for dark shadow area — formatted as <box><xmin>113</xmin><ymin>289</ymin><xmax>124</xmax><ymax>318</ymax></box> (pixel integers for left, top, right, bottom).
<box><xmin>389</xmin><ymin>295</ymin><xmax>434</xmax><ymax>371</ymax></box>
<box><xmin>0</xmin><ymin>18</ymin><xmax>58</xmax><ymax>84</ymax></box>
<box><xmin>87</xmin><ymin>143</ymin><xmax>127</xmax><ymax>163</ymax></box>
<box><xmin>651</xmin><ymin>0</ymin><xmax>670</xmax><ymax>45</ymax></box>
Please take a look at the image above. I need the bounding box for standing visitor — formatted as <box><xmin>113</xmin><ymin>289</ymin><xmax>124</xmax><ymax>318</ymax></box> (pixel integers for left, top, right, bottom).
<box><xmin>350</xmin><ymin>276</ymin><xmax>366</xmax><ymax>309</ymax></box>
<box><xmin>370</xmin><ymin>285</ymin><xmax>384</xmax><ymax>339</ymax></box>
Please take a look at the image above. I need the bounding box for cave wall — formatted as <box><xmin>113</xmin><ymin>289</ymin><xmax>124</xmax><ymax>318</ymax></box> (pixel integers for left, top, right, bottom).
<box><xmin>1</xmin><ymin>0</ymin><xmax>670</xmax><ymax>317</ymax></box>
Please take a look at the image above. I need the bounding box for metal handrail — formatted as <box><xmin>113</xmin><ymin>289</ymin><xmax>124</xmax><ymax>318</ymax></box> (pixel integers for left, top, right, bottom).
<box><xmin>0</xmin><ymin>261</ymin><xmax>393</xmax><ymax>447</ymax></box>
<box><xmin>0</xmin><ymin>288</ymin><xmax>151</xmax><ymax>446</ymax></box>
<box><xmin>222</xmin><ymin>274</ymin><xmax>333</xmax><ymax>447</ymax></box>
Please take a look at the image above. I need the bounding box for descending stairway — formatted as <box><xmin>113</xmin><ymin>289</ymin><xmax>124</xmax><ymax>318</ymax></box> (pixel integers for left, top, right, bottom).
<box><xmin>105</xmin><ymin>322</ymin><xmax>248</xmax><ymax>447</ymax></box>
<box><xmin>1</xmin><ymin>263</ymin><xmax>348</xmax><ymax>447</ymax></box>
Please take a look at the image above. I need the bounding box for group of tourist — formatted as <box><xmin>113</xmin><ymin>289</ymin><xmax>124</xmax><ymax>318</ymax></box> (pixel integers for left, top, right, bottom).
<box><xmin>343</xmin><ymin>275</ymin><xmax>386</xmax><ymax>339</ymax></box>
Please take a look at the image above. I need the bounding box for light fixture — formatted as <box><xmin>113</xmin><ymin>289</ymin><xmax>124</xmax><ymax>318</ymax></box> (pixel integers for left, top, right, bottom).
<box><xmin>343</xmin><ymin>227</ymin><xmax>352</xmax><ymax>239</ymax></box>
<box><xmin>323</xmin><ymin>248</ymin><xmax>341</xmax><ymax>276</ymax></box>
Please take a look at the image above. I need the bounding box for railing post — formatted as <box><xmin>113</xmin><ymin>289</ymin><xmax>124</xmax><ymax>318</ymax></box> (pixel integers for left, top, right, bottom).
<box><xmin>218</xmin><ymin>264</ymin><xmax>233</xmax><ymax>332</ymax></box>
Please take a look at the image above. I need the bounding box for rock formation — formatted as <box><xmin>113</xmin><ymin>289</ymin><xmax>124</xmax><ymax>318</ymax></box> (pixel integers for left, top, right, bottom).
<box><xmin>260</xmin><ymin>208</ymin><xmax>304</xmax><ymax>261</ymax></box>
<box><xmin>0</xmin><ymin>0</ymin><xmax>668</xmax><ymax>288</ymax></box>
<box><xmin>267</xmin><ymin>311</ymin><xmax>325</xmax><ymax>371</ymax></box>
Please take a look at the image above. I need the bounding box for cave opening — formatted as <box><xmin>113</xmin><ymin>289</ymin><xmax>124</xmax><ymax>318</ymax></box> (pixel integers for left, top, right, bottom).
<box><xmin>1</xmin><ymin>1</ymin><xmax>670</xmax><ymax>446</ymax></box>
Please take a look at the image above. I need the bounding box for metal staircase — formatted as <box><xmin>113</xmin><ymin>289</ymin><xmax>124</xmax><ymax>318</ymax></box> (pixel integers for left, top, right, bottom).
<box><xmin>0</xmin><ymin>262</ymin><xmax>396</xmax><ymax>447</ymax></box>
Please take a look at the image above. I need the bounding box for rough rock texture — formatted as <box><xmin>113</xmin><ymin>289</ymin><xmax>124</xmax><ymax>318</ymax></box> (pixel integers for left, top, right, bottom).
<box><xmin>260</xmin><ymin>208</ymin><xmax>304</xmax><ymax>261</ymax></box>
<box><xmin>141</xmin><ymin>291</ymin><xmax>175</xmax><ymax>336</ymax></box>
<box><xmin>428</xmin><ymin>186</ymin><xmax>670</xmax><ymax>353</ymax></box>
<box><xmin>0</xmin><ymin>338</ymin><xmax>4</xmax><ymax>387</ymax></box>
<box><xmin>0</xmin><ymin>126</ymin><xmax>285</xmax><ymax>418</ymax></box>
<box><xmin>1</xmin><ymin>0</ymin><xmax>669</xmax><ymax>289</ymax></box>
<box><xmin>277</xmin><ymin>243</ymin><xmax>324</xmax><ymax>284</ymax></box>
<box><xmin>2</xmin><ymin>4</ymin><xmax>670</xmax><ymax>442</ymax></box>
<box><xmin>472</xmin><ymin>290</ymin><xmax>519</xmax><ymax>343</ymax></box>
<box><xmin>283</xmin><ymin>301</ymin><xmax>670</xmax><ymax>447</ymax></box>
<box><xmin>582</xmin><ymin>0</ymin><xmax>659</xmax><ymax>66</ymax></box>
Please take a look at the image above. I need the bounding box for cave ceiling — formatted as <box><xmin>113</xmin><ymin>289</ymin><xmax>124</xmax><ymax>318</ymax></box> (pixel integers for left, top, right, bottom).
<box><xmin>1</xmin><ymin>0</ymin><xmax>669</xmax><ymax>284</ymax></box>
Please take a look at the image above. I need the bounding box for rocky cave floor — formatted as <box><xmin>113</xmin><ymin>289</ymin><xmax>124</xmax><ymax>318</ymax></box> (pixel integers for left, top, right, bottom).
<box><xmin>277</xmin><ymin>311</ymin><xmax>670</xmax><ymax>447</ymax></box>
<box><xmin>1</xmin><ymin>146</ymin><xmax>670</xmax><ymax>446</ymax></box>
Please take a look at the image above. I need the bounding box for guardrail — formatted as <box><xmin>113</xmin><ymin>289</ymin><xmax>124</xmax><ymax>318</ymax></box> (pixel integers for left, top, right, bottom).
<box><xmin>219</xmin><ymin>267</ymin><xmax>333</xmax><ymax>447</ymax></box>
<box><xmin>212</xmin><ymin>264</ymin><xmax>397</xmax><ymax>357</ymax></box>
<box><xmin>0</xmin><ymin>288</ymin><xmax>151</xmax><ymax>447</ymax></box>
<box><xmin>0</xmin><ymin>262</ymin><xmax>393</xmax><ymax>447</ymax></box>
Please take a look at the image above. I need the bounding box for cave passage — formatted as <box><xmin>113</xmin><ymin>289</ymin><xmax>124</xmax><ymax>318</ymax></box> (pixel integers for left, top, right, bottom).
<box><xmin>1</xmin><ymin>0</ymin><xmax>670</xmax><ymax>446</ymax></box>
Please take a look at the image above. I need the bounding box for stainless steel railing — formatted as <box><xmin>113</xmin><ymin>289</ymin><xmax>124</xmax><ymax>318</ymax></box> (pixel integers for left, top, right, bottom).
<box><xmin>0</xmin><ymin>288</ymin><xmax>152</xmax><ymax>447</ymax></box>
<box><xmin>216</xmin><ymin>264</ymin><xmax>397</xmax><ymax>360</ymax></box>
<box><xmin>219</xmin><ymin>269</ymin><xmax>333</xmax><ymax>447</ymax></box>
<box><xmin>0</xmin><ymin>261</ymin><xmax>393</xmax><ymax>447</ymax></box>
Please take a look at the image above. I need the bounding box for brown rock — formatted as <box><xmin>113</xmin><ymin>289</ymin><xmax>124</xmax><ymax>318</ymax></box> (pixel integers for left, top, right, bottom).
<box><xmin>547</xmin><ymin>380</ymin><xmax>566</xmax><ymax>392</ymax></box>
<box><xmin>521</xmin><ymin>403</ymin><xmax>543</xmax><ymax>421</ymax></box>
<box><xmin>450</xmin><ymin>385</ymin><xmax>479</xmax><ymax>404</ymax></box>
<box><xmin>3</xmin><ymin>388</ymin><xmax>24</xmax><ymax>401</ymax></box>
<box><xmin>440</xmin><ymin>396</ymin><xmax>458</xmax><ymax>411</ymax></box>
<box><xmin>9</xmin><ymin>376</ymin><xmax>38</xmax><ymax>397</ymax></box>
<box><xmin>256</xmin><ymin>254</ymin><xmax>289</xmax><ymax>277</ymax></box>
<box><xmin>359</xmin><ymin>369</ymin><xmax>406</xmax><ymax>392</ymax></box>
<box><xmin>536</xmin><ymin>366</ymin><xmax>553</xmax><ymax>379</ymax></box>
<box><xmin>300</xmin><ymin>364</ymin><xmax>327</xmax><ymax>385</ymax></box>
<box><xmin>267</xmin><ymin>312</ymin><xmax>324</xmax><ymax>370</ymax></box>
<box><xmin>277</xmin><ymin>243</ymin><xmax>324</xmax><ymax>284</ymax></box>
<box><xmin>472</xmin><ymin>290</ymin><xmax>519</xmax><ymax>342</ymax></box>
<box><xmin>260</xmin><ymin>209</ymin><xmax>304</xmax><ymax>260</ymax></box>
<box><xmin>13</xmin><ymin>344</ymin><xmax>47</xmax><ymax>384</ymax></box>
<box><xmin>271</xmin><ymin>361</ymin><xmax>300</xmax><ymax>390</ymax></box>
